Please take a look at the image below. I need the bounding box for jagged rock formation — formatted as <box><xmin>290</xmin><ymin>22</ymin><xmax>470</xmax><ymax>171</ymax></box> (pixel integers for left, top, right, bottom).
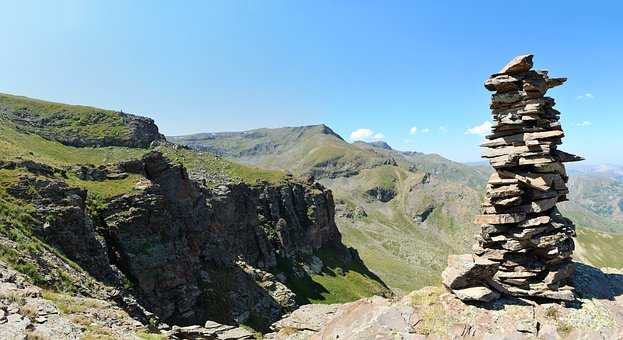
<box><xmin>99</xmin><ymin>151</ymin><xmax>351</xmax><ymax>328</ymax></box>
<box><xmin>0</xmin><ymin>261</ymin><xmax>256</xmax><ymax>339</ymax></box>
<box><xmin>442</xmin><ymin>55</ymin><xmax>583</xmax><ymax>302</ymax></box>
<box><xmin>7</xmin><ymin>175</ymin><xmax>114</xmax><ymax>281</ymax></box>
<box><xmin>2</xmin><ymin>148</ymin><xmax>373</xmax><ymax>331</ymax></box>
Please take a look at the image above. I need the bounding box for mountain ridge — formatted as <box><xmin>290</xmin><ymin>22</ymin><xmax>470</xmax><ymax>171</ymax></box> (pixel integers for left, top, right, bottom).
<box><xmin>0</xmin><ymin>93</ymin><xmax>389</xmax><ymax>337</ymax></box>
<box><xmin>170</xmin><ymin>123</ymin><xmax>623</xmax><ymax>294</ymax></box>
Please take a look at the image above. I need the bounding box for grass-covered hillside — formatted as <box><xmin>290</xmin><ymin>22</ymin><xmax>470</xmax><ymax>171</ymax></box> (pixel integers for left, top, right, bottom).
<box><xmin>169</xmin><ymin>125</ymin><xmax>401</xmax><ymax>178</ymax></box>
<box><xmin>561</xmin><ymin>174</ymin><xmax>623</xmax><ymax>231</ymax></box>
<box><xmin>169</xmin><ymin>127</ymin><xmax>490</xmax><ymax>292</ymax></box>
<box><xmin>0</xmin><ymin>94</ymin><xmax>388</xmax><ymax>323</ymax></box>
<box><xmin>171</xmin><ymin>125</ymin><xmax>623</xmax><ymax>293</ymax></box>
<box><xmin>0</xmin><ymin>92</ymin><xmax>163</xmax><ymax>148</ymax></box>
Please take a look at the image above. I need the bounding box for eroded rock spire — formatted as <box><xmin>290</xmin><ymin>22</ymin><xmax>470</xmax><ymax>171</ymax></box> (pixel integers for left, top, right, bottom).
<box><xmin>442</xmin><ymin>54</ymin><xmax>583</xmax><ymax>302</ymax></box>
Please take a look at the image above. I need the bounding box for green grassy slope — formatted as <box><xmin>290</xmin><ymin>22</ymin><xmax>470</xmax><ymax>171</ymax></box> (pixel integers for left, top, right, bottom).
<box><xmin>325</xmin><ymin>164</ymin><xmax>482</xmax><ymax>292</ymax></box>
<box><xmin>561</xmin><ymin>174</ymin><xmax>623</xmax><ymax>232</ymax></box>
<box><xmin>575</xmin><ymin>227</ymin><xmax>623</xmax><ymax>268</ymax></box>
<box><xmin>0</xmin><ymin>95</ymin><xmax>387</xmax><ymax>307</ymax></box>
<box><xmin>0</xmin><ymin>93</ymin><xmax>131</xmax><ymax>143</ymax></box>
<box><xmin>157</xmin><ymin>145</ymin><xmax>287</xmax><ymax>188</ymax></box>
<box><xmin>169</xmin><ymin>125</ymin><xmax>395</xmax><ymax>177</ymax></box>
<box><xmin>169</xmin><ymin>129</ymin><xmax>488</xmax><ymax>292</ymax></box>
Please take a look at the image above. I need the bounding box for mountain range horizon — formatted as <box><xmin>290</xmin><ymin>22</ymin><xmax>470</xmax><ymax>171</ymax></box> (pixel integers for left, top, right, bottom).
<box><xmin>1</xmin><ymin>2</ymin><xmax>622</xmax><ymax>336</ymax></box>
<box><xmin>1</xmin><ymin>82</ymin><xmax>623</xmax><ymax>338</ymax></box>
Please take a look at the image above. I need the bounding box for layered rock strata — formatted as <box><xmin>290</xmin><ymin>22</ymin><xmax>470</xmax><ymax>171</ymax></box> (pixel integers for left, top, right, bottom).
<box><xmin>103</xmin><ymin>152</ymin><xmax>354</xmax><ymax>329</ymax></box>
<box><xmin>3</xmin><ymin>150</ymin><xmax>363</xmax><ymax>330</ymax></box>
<box><xmin>443</xmin><ymin>55</ymin><xmax>582</xmax><ymax>302</ymax></box>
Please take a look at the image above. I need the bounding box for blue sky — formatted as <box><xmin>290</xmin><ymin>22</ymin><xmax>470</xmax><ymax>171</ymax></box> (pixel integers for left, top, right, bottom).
<box><xmin>1</xmin><ymin>1</ymin><xmax>621</xmax><ymax>163</ymax></box>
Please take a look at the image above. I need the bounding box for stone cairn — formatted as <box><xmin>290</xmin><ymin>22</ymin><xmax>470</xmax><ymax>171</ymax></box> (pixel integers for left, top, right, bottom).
<box><xmin>442</xmin><ymin>55</ymin><xmax>583</xmax><ymax>303</ymax></box>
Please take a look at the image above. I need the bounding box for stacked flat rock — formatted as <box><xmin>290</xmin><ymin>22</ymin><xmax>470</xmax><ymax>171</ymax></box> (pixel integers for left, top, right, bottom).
<box><xmin>442</xmin><ymin>55</ymin><xmax>583</xmax><ymax>302</ymax></box>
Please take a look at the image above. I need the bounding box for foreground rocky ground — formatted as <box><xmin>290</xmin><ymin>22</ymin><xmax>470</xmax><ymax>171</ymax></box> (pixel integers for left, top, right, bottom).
<box><xmin>8</xmin><ymin>256</ymin><xmax>623</xmax><ymax>339</ymax></box>
<box><xmin>267</xmin><ymin>262</ymin><xmax>623</xmax><ymax>339</ymax></box>
<box><xmin>0</xmin><ymin>261</ymin><xmax>258</xmax><ymax>339</ymax></box>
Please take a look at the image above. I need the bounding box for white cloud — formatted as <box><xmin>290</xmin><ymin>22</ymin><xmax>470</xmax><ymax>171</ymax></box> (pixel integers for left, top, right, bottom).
<box><xmin>349</xmin><ymin>128</ymin><xmax>385</xmax><ymax>141</ymax></box>
<box><xmin>577</xmin><ymin>93</ymin><xmax>594</xmax><ymax>100</ymax></box>
<box><xmin>421</xmin><ymin>128</ymin><xmax>430</xmax><ymax>133</ymax></box>
<box><xmin>465</xmin><ymin>121</ymin><xmax>493</xmax><ymax>136</ymax></box>
<box><xmin>409</xmin><ymin>126</ymin><xmax>418</xmax><ymax>135</ymax></box>
<box><xmin>577</xmin><ymin>121</ymin><xmax>592</xmax><ymax>127</ymax></box>
<box><xmin>439</xmin><ymin>126</ymin><xmax>448</xmax><ymax>133</ymax></box>
<box><xmin>350</xmin><ymin>128</ymin><xmax>373</xmax><ymax>140</ymax></box>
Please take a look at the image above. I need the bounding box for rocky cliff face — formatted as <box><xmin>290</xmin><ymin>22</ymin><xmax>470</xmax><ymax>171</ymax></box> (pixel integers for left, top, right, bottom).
<box><xmin>3</xmin><ymin>150</ymin><xmax>356</xmax><ymax>330</ymax></box>
<box><xmin>100</xmin><ymin>152</ymin><xmax>350</xmax><ymax>329</ymax></box>
<box><xmin>7</xmin><ymin>175</ymin><xmax>113</xmax><ymax>282</ymax></box>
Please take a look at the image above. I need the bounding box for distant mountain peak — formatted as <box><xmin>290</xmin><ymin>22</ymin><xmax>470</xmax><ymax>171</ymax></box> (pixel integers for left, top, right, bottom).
<box><xmin>298</xmin><ymin>124</ymin><xmax>344</xmax><ymax>140</ymax></box>
<box><xmin>352</xmin><ymin>140</ymin><xmax>393</xmax><ymax>151</ymax></box>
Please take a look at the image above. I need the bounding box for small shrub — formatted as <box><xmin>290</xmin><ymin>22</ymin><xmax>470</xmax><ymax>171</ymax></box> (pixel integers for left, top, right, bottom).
<box><xmin>25</xmin><ymin>331</ymin><xmax>49</xmax><ymax>340</ymax></box>
<box><xmin>557</xmin><ymin>322</ymin><xmax>573</xmax><ymax>337</ymax></box>
<box><xmin>135</xmin><ymin>331</ymin><xmax>168</xmax><ymax>340</ymax></box>
<box><xmin>42</xmin><ymin>290</ymin><xmax>103</xmax><ymax>314</ymax></box>
<box><xmin>0</xmin><ymin>290</ymin><xmax>26</xmax><ymax>305</ymax></box>
<box><xmin>19</xmin><ymin>303</ymin><xmax>39</xmax><ymax>319</ymax></box>
<box><xmin>411</xmin><ymin>286</ymin><xmax>443</xmax><ymax>307</ymax></box>
<box><xmin>122</xmin><ymin>276</ymin><xmax>134</xmax><ymax>290</ymax></box>
<box><xmin>413</xmin><ymin>304</ymin><xmax>448</xmax><ymax>336</ymax></box>
<box><xmin>545</xmin><ymin>306</ymin><xmax>559</xmax><ymax>319</ymax></box>
<box><xmin>279</xmin><ymin>326</ymin><xmax>300</xmax><ymax>336</ymax></box>
<box><xmin>72</xmin><ymin>314</ymin><xmax>93</xmax><ymax>326</ymax></box>
<box><xmin>83</xmin><ymin>324</ymin><xmax>115</xmax><ymax>340</ymax></box>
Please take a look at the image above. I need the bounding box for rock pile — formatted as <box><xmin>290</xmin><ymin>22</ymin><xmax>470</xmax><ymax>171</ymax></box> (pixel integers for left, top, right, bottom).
<box><xmin>443</xmin><ymin>55</ymin><xmax>583</xmax><ymax>302</ymax></box>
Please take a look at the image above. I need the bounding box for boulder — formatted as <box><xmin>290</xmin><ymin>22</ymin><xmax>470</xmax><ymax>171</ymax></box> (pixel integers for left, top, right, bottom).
<box><xmin>441</xmin><ymin>254</ymin><xmax>499</xmax><ymax>290</ymax></box>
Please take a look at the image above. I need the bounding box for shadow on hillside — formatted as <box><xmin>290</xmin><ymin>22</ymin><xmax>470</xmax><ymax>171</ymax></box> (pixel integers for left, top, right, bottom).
<box><xmin>279</xmin><ymin>245</ymin><xmax>391</xmax><ymax>305</ymax></box>
<box><xmin>319</xmin><ymin>247</ymin><xmax>390</xmax><ymax>289</ymax></box>
<box><xmin>572</xmin><ymin>262</ymin><xmax>623</xmax><ymax>301</ymax></box>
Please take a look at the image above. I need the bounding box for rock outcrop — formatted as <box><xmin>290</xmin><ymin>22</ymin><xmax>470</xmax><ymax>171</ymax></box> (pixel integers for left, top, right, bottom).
<box><xmin>98</xmin><ymin>152</ymin><xmax>354</xmax><ymax>329</ymax></box>
<box><xmin>6</xmin><ymin>175</ymin><xmax>114</xmax><ymax>282</ymax></box>
<box><xmin>2</xmin><ymin>149</ymin><xmax>367</xmax><ymax>331</ymax></box>
<box><xmin>0</xmin><ymin>260</ymin><xmax>257</xmax><ymax>339</ymax></box>
<box><xmin>442</xmin><ymin>55</ymin><xmax>582</xmax><ymax>302</ymax></box>
<box><xmin>268</xmin><ymin>263</ymin><xmax>623</xmax><ymax>339</ymax></box>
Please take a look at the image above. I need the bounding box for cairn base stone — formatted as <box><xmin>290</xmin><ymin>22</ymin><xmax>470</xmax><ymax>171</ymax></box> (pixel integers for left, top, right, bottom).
<box><xmin>453</xmin><ymin>286</ymin><xmax>501</xmax><ymax>303</ymax></box>
<box><xmin>442</xmin><ymin>255</ymin><xmax>498</xmax><ymax>290</ymax></box>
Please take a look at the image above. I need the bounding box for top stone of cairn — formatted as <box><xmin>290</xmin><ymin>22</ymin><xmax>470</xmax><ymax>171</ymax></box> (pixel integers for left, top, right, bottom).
<box><xmin>498</xmin><ymin>54</ymin><xmax>534</xmax><ymax>75</ymax></box>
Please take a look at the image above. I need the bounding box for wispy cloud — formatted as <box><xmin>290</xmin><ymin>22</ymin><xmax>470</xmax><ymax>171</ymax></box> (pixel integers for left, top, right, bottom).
<box><xmin>349</xmin><ymin>128</ymin><xmax>385</xmax><ymax>141</ymax></box>
<box><xmin>439</xmin><ymin>126</ymin><xmax>448</xmax><ymax>133</ymax></box>
<box><xmin>465</xmin><ymin>121</ymin><xmax>492</xmax><ymax>136</ymax></box>
<box><xmin>410</xmin><ymin>126</ymin><xmax>431</xmax><ymax>134</ymax></box>
<box><xmin>576</xmin><ymin>93</ymin><xmax>594</xmax><ymax>100</ymax></box>
<box><xmin>577</xmin><ymin>121</ymin><xmax>592</xmax><ymax>127</ymax></box>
